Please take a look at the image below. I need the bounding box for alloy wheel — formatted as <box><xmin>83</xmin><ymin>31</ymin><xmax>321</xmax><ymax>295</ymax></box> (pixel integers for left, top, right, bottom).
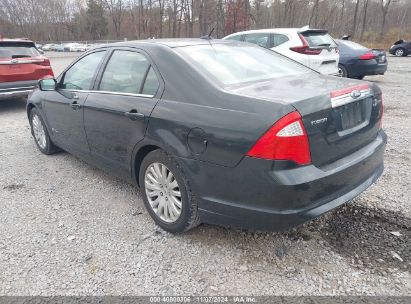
<box><xmin>144</xmin><ymin>162</ymin><xmax>182</xmax><ymax>223</ymax></box>
<box><xmin>32</xmin><ymin>114</ymin><xmax>47</xmax><ymax>149</ymax></box>
<box><xmin>395</xmin><ymin>49</ymin><xmax>404</xmax><ymax>57</ymax></box>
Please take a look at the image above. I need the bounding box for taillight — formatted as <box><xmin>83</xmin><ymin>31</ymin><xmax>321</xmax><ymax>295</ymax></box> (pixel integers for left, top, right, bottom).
<box><xmin>246</xmin><ymin>111</ymin><xmax>311</xmax><ymax>165</ymax></box>
<box><xmin>35</xmin><ymin>57</ymin><xmax>54</xmax><ymax>77</ymax></box>
<box><xmin>359</xmin><ymin>52</ymin><xmax>376</xmax><ymax>60</ymax></box>
<box><xmin>36</xmin><ymin>58</ymin><xmax>51</xmax><ymax>66</ymax></box>
<box><xmin>290</xmin><ymin>34</ymin><xmax>322</xmax><ymax>55</ymax></box>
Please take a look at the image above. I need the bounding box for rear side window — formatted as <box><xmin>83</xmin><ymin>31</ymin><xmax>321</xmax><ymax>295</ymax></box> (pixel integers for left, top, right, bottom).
<box><xmin>142</xmin><ymin>67</ymin><xmax>159</xmax><ymax>96</ymax></box>
<box><xmin>302</xmin><ymin>32</ymin><xmax>336</xmax><ymax>47</ymax></box>
<box><xmin>99</xmin><ymin>50</ymin><xmax>159</xmax><ymax>96</ymax></box>
<box><xmin>244</xmin><ymin>33</ymin><xmax>272</xmax><ymax>48</ymax></box>
<box><xmin>272</xmin><ymin>34</ymin><xmax>289</xmax><ymax>47</ymax></box>
<box><xmin>61</xmin><ymin>51</ymin><xmax>106</xmax><ymax>90</ymax></box>
<box><xmin>225</xmin><ymin>35</ymin><xmax>243</xmax><ymax>41</ymax></box>
<box><xmin>0</xmin><ymin>43</ymin><xmax>40</xmax><ymax>59</ymax></box>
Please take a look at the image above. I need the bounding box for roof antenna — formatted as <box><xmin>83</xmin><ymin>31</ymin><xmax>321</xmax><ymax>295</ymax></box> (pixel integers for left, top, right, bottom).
<box><xmin>200</xmin><ymin>27</ymin><xmax>215</xmax><ymax>40</ymax></box>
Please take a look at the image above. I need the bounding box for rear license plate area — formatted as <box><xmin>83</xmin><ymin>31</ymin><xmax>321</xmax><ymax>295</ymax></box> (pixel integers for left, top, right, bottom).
<box><xmin>341</xmin><ymin>101</ymin><xmax>364</xmax><ymax>129</ymax></box>
<box><xmin>334</xmin><ymin>97</ymin><xmax>372</xmax><ymax>135</ymax></box>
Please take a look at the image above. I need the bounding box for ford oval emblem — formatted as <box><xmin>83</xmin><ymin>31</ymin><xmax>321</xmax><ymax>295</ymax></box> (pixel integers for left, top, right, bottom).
<box><xmin>351</xmin><ymin>90</ymin><xmax>361</xmax><ymax>99</ymax></box>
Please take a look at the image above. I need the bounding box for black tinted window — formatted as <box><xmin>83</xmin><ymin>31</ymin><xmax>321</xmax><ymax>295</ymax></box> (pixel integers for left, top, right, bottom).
<box><xmin>62</xmin><ymin>51</ymin><xmax>106</xmax><ymax>90</ymax></box>
<box><xmin>244</xmin><ymin>33</ymin><xmax>271</xmax><ymax>48</ymax></box>
<box><xmin>99</xmin><ymin>50</ymin><xmax>153</xmax><ymax>95</ymax></box>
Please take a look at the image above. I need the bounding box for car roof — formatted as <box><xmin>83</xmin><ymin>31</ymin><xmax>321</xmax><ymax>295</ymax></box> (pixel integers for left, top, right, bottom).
<box><xmin>98</xmin><ymin>38</ymin><xmax>237</xmax><ymax>49</ymax></box>
<box><xmin>0</xmin><ymin>38</ymin><xmax>34</xmax><ymax>44</ymax></box>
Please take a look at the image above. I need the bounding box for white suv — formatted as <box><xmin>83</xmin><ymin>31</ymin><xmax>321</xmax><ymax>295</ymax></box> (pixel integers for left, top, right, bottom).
<box><xmin>223</xmin><ymin>27</ymin><xmax>339</xmax><ymax>76</ymax></box>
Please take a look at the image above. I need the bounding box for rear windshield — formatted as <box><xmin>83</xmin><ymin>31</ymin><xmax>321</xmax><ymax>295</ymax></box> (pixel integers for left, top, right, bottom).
<box><xmin>337</xmin><ymin>40</ymin><xmax>368</xmax><ymax>51</ymax></box>
<box><xmin>0</xmin><ymin>43</ymin><xmax>40</xmax><ymax>59</ymax></box>
<box><xmin>302</xmin><ymin>32</ymin><xmax>336</xmax><ymax>47</ymax></box>
<box><xmin>175</xmin><ymin>43</ymin><xmax>314</xmax><ymax>86</ymax></box>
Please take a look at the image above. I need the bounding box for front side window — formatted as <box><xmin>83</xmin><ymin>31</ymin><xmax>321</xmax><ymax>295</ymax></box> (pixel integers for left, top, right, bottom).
<box><xmin>176</xmin><ymin>44</ymin><xmax>314</xmax><ymax>87</ymax></box>
<box><xmin>61</xmin><ymin>51</ymin><xmax>106</xmax><ymax>90</ymax></box>
<box><xmin>244</xmin><ymin>33</ymin><xmax>271</xmax><ymax>48</ymax></box>
<box><xmin>99</xmin><ymin>50</ymin><xmax>158</xmax><ymax>95</ymax></box>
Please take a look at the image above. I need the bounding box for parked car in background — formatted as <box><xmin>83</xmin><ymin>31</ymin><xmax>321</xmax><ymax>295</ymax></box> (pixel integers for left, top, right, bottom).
<box><xmin>389</xmin><ymin>39</ymin><xmax>411</xmax><ymax>57</ymax></box>
<box><xmin>27</xmin><ymin>39</ymin><xmax>384</xmax><ymax>233</ymax></box>
<box><xmin>337</xmin><ymin>39</ymin><xmax>387</xmax><ymax>79</ymax></box>
<box><xmin>41</xmin><ymin>44</ymin><xmax>57</xmax><ymax>51</ymax></box>
<box><xmin>55</xmin><ymin>44</ymin><xmax>65</xmax><ymax>52</ymax></box>
<box><xmin>223</xmin><ymin>26</ymin><xmax>339</xmax><ymax>76</ymax></box>
<box><xmin>69</xmin><ymin>43</ymin><xmax>87</xmax><ymax>52</ymax></box>
<box><xmin>0</xmin><ymin>38</ymin><xmax>54</xmax><ymax>100</ymax></box>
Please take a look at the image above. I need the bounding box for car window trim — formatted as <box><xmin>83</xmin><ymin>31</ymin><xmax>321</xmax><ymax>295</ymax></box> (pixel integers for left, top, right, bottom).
<box><xmin>58</xmin><ymin>88</ymin><xmax>155</xmax><ymax>99</ymax></box>
<box><xmin>94</xmin><ymin>47</ymin><xmax>160</xmax><ymax>98</ymax></box>
<box><xmin>139</xmin><ymin>65</ymin><xmax>151</xmax><ymax>94</ymax></box>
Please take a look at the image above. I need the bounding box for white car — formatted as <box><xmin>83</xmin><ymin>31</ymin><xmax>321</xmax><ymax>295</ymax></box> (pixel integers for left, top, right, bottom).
<box><xmin>223</xmin><ymin>26</ymin><xmax>339</xmax><ymax>76</ymax></box>
<box><xmin>69</xmin><ymin>43</ymin><xmax>86</xmax><ymax>52</ymax></box>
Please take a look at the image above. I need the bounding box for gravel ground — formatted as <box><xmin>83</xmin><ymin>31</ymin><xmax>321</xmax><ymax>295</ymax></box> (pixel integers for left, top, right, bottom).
<box><xmin>0</xmin><ymin>55</ymin><xmax>410</xmax><ymax>296</ymax></box>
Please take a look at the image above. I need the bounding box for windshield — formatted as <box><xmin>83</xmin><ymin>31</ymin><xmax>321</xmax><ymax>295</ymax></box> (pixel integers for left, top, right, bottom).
<box><xmin>0</xmin><ymin>43</ymin><xmax>40</xmax><ymax>59</ymax></box>
<box><xmin>302</xmin><ymin>32</ymin><xmax>336</xmax><ymax>47</ymax></box>
<box><xmin>338</xmin><ymin>40</ymin><xmax>368</xmax><ymax>51</ymax></box>
<box><xmin>175</xmin><ymin>43</ymin><xmax>314</xmax><ymax>86</ymax></box>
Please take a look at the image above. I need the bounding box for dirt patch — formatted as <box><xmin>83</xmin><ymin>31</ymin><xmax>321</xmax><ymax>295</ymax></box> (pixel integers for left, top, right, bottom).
<box><xmin>321</xmin><ymin>204</ymin><xmax>410</xmax><ymax>273</ymax></box>
<box><xmin>3</xmin><ymin>183</ymin><xmax>25</xmax><ymax>191</ymax></box>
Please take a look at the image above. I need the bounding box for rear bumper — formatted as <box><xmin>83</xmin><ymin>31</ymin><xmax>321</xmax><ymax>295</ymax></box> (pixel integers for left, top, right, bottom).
<box><xmin>179</xmin><ymin>130</ymin><xmax>386</xmax><ymax>231</ymax></box>
<box><xmin>346</xmin><ymin>61</ymin><xmax>387</xmax><ymax>77</ymax></box>
<box><xmin>0</xmin><ymin>80</ymin><xmax>37</xmax><ymax>100</ymax></box>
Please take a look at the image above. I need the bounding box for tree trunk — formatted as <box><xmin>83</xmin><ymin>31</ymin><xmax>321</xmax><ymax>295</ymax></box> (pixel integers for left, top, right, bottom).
<box><xmin>351</xmin><ymin>0</ymin><xmax>360</xmax><ymax>38</ymax></box>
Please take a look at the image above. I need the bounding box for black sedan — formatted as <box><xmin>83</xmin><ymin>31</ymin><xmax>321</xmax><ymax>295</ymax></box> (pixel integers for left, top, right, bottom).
<box><xmin>337</xmin><ymin>39</ymin><xmax>388</xmax><ymax>79</ymax></box>
<box><xmin>389</xmin><ymin>39</ymin><xmax>411</xmax><ymax>57</ymax></box>
<box><xmin>27</xmin><ymin>39</ymin><xmax>385</xmax><ymax>233</ymax></box>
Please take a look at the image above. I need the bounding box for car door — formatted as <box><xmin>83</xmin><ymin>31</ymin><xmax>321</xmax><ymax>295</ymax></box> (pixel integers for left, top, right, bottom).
<box><xmin>83</xmin><ymin>48</ymin><xmax>162</xmax><ymax>177</ymax></box>
<box><xmin>42</xmin><ymin>50</ymin><xmax>107</xmax><ymax>154</ymax></box>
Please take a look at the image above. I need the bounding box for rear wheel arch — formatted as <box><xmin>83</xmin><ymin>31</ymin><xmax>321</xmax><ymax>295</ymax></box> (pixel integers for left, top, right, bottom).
<box><xmin>133</xmin><ymin>145</ymin><xmax>161</xmax><ymax>187</ymax></box>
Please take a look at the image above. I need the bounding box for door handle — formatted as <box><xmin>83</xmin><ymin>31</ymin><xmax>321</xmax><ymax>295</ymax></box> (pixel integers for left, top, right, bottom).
<box><xmin>124</xmin><ymin>110</ymin><xmax>145</xmax><ymax>120</ymax></box>
<box><xmin>70</xmin><ymin>101</ymin><xmax>81</xmax><ymax>110</ymax></box>
<box><xmin>72</xmin><ymin>93</ymin><xmax>79</xmax><ymax>100</ymax></box>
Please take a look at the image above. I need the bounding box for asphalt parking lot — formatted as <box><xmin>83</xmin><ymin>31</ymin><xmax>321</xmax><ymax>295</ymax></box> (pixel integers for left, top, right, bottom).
<box><xmin>0</xmin><ymin>54</ymin><xmax>410</xmax><ymax>295</ymax></box>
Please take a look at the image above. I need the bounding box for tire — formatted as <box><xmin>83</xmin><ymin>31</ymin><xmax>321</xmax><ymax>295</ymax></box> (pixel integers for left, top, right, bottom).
<box><xmin>139</xmin><ymin>149</ymin><xmax>200</xmax><ymax>233</ymax></box>
<box><xmin>29</xmin><ymin>108</ymin><xmax>59</xmax><ymax>155</ymax></box>
<box><xmin>338</xmin><ymin>64</ymin><xmax>348</xmax><ymax>78</ymax></box>
<box><xmin>395</xmin><ymin>48</ymin><xmax>405</xmax><ymax>57</ymax></box>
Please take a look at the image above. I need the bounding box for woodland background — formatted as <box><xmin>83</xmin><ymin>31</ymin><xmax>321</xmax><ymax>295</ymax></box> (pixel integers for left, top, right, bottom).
<box><xmin>1</xmin><ymin>0</ymin><xmax>410</xmax><ymax>48</ymax></box>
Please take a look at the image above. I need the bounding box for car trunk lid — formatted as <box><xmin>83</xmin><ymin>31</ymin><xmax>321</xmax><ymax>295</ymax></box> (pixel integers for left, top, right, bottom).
<box><xmin>228</xmin><ymin>74</ymin><xmax>383</xmax><ymax>167</ymax></box>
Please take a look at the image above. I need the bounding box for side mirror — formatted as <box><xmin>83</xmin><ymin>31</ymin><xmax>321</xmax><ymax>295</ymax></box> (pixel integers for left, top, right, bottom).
<box><xmin>38</xmin><ymin>78</ymin><xmax>57</xmax><ymax>91</ymax></box>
